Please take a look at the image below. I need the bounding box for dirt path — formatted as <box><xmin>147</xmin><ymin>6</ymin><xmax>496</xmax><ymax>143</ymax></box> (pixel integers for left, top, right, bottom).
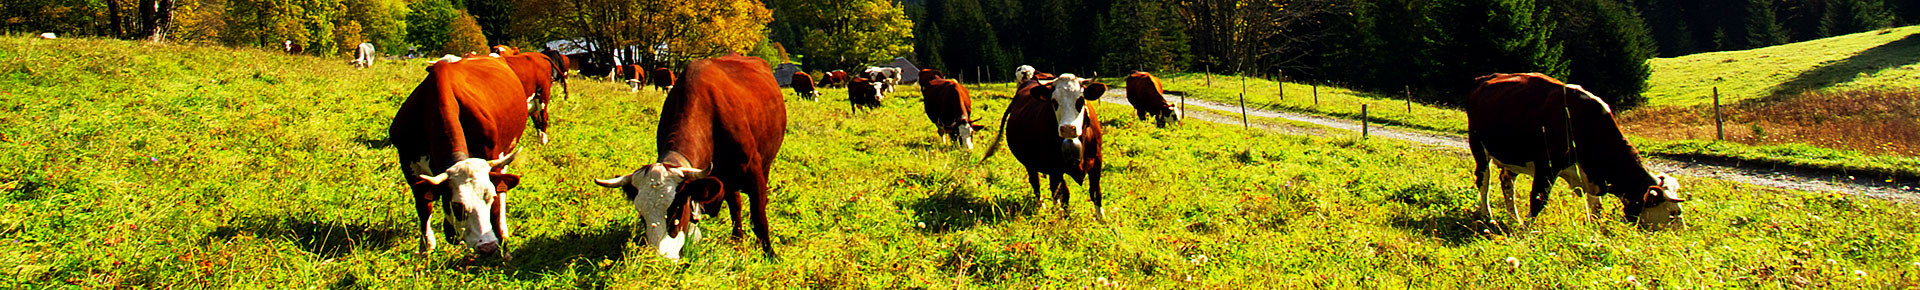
<box><xmin>1102</xmin><ymin>90</ymin><xmax>1919</xmax><ymax>201</ymax></box>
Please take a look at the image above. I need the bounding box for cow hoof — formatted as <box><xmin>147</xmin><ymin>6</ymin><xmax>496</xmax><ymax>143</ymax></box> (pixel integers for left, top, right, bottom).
<box><xmin>539</xmin><ymin>132</ymin><xmax>550</xmax><ymax>144</ymax></box>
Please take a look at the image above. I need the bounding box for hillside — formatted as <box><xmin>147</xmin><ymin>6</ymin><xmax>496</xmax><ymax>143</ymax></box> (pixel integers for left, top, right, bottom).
<box><xmin>1642</xmin><ymin>25</ymin><xmax>1920</xmax><ymax>107</ymax></box>
<box><xmin>1</xmin><ymin>35</ymin><xmax>1917</xmax><ymax>288</ymax></box>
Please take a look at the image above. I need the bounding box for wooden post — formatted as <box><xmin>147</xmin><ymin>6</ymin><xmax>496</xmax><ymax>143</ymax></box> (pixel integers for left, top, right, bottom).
<box><xmin>1206</xmin><ymin>65</ymin><xmax>1212</xmax><ymax>87</ymax></box>
<box><xmin>1405</xmin><ymin>85</ymin><xmax>1412</xmax><ymax>112</ymax></box>
<box><xmin>1240</xmin><ymin>73</ymin><xmax>1249</xmax><ymax>128</ymax></box>
<box><xmin>1361</xmin><ymin>104</ymin><xmax>1369</xmax><ymax>138</ymax></box>
<box><xmin>1714</xmin><ymin>87</ymin><xmax>1724</xmax><ymax>141</ymax></box>
<box><xmin>1312</xmin><ymin>82</ymin><xmax>1319</xmax><ymax>108</ymax></box>
<box><xmin>1276</xmin><ymin>70</ymin><xmax>1284</xmax><ymax>102</ymax></box>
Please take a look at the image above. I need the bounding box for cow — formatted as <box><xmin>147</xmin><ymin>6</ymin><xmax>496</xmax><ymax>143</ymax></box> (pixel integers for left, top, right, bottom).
<box><xmin>864</xmin><ymin>67</ymin><xmax>901</xmax><ymax>93</ymax></box>
<box><xmin>791</xmin><ymin>72</ymin><xmax>820</xmax><ymax>101</ymax></box>
<box><xmin>848</xmin><ymin>77</ymin><xmax>884</xmax><ymax>112</ymax></box>
<box><xmin>282</xmin><ymin>40</ymin><xmax>304</xmax><ymax>55</ymax></box>
<box><xmin>540</xmin><ymin>49</ymin><xmax>572</xmax><ymax>99</ymax></box>
<box><xmin>982</xmin><ymin>74</ymin><xmax>1109</xmax><ymax>218</ymax></box>
<box><xmin>492</xmin><ymin>45</ymin><xmax>519</xmax><ymax>56</ymax></box>
<box><xmin>1014</xmin><ymin>65</ymin><xmax>1037</xmax><ymax>84</ymax></box>
<box><xmin>388</xmin><ymin>55</ymin><xmax>529</xmax><ymax>258</ymax></box>
<box><xmin>1467</xmin><ymin>73</ymin><xmax>1685</xmax><ymax>230</ymax></box>
<box><xmin>1124</xmin><ymin>71</ymin><xmax>1180</xmax><ymax>127</ymax></box>
<box><xmin>651</xmin><ymin>68</ymin><xmax>676</xmax><ymax>91</ymax></box>
<box><xmin>498</xmin><ymin>52</ymin><xmax>567</xmax><ymax>144</ymax></box>
<box><xmin>592</xmin><ymin>53</ymin><xmax>787</xmax><ymax>259</ymax></box>
<box><xmin>353</xmin><ymin>42</ymin><xmax>376</xmax><ymax>68</ymax></box>
<box><xmin>919</xmin><ymin>69</ymin><xmax>985</xmax><ymax>148</ymax></box>
<box><xmin>614</xmin><ymin>64</ymin><xmax>646</xmax><ymax>93</ymax></box>
<box><xmin>817</xmin><ymin>70</ymin><xmax>849</xmax><ymax>88</ymax></box>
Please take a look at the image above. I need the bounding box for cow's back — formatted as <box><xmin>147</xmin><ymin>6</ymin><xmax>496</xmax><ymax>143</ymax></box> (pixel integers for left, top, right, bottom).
<box><xmin>1125</xmin><ymin>72</ymin><xmax>1169</xmax><ymax>109</ymax></box>
<box><xmin>921</xmin><ymin>77</ymin><xmax>972</xmax><ymax>125</ymax></box>
<box><xmin>1467</xmin><ymin>73</ymin><xmax>1576</xmax><ymax>164</ymax></box>
<box><xmin>661</xmin><ymin>55</ymin><xmax>786</xmax><ymax>170</ymax></box>
<box><xmin>390</xmin><ymin>57</ymin><xmax>530</xmax><ymax>169</ymax></box>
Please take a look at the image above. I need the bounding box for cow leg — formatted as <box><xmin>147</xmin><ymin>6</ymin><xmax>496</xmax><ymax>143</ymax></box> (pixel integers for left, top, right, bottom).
<box><xmin>1027</xmin><ymin>171</ymin><xmax>1044</xmax><ymax>209</ymax></box>
<box><xmin>1136</xmin><ymin>109</ymin><xmax>1148</xmax><ymax>121</ymax></box>
<box><xmin>749</xmin><ymin>172</ymin><xmax>776</xmax><ymax>257</ymax></box>
<box><xmin>1498</xmin><ymin>170</ymin><xmax>1519</xmax><ymax>224</ymax></box>
<box><xmin>1051</xmin><ymin>173</ymin><xmax>1071</xmax><ymax>217</ymax></box>
<box><xmin>1470</xmin><ymin>141</ymin><xmax>1494</xmax><ymax>220</ymax></box>
<box><xmin>1089</xmin><ymin>167</ymin><xmax>1105</xmax><ymax>221</ymax></box>
<box><xmin>1525</xmin><ymin>166</ymin><xmax>1555</xmax><ymax>228</ymax></box>
<box><xmin>413</xmin><ymin>195</ymin><xmax>436</xmax><ymax>253</ymax></box>
<box><xmin>729</xmin><ymin>189</ymin><xmax>747</xmax><ymax>239</ymax></box>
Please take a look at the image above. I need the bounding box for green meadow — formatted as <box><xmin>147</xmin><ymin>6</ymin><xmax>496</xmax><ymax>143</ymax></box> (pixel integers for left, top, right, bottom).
<box><xmin>1</xmin><ymin>35</ymin><xmax>1917</xmax><ymax>288</ymax></box>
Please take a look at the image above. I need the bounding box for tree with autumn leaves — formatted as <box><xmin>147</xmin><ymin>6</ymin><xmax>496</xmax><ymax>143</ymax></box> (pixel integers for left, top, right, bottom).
<box><xmin>768</xmin><ymin>0</ymin><xmax>915</xmax><ymax>71</ymax></box>
<box><xmin>511</xmin><ymin>0</ymin><xmax>771</xmax><ymax>68</ymax></box>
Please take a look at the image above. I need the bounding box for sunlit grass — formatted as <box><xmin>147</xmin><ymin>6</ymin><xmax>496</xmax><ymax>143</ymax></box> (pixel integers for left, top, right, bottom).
<box><xmin>1643</xmin><ymin>25</ymin><xmax>1920</xmax><ymax>108</ymax></box>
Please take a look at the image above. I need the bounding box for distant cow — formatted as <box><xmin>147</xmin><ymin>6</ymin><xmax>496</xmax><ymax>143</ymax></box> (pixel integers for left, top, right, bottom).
<box><xmin>817</xmin><ymin>70</ymin><xmax>848</xmax><ymax>88</ymax></box>
<box><xmin>615</xmin><ymin>64</ymin><xmax>645</xmax><ymax>93</ymax></box>
<box><xmin>848</xmin><ymin>77</ymin><xmax>884</xmax><ymax>112</ymax></box>
<box><xmin>540</xmin><ymin>49</ymin><xmax>572</xmax><ymax>99</ymax></box>
<box><xmin>388</xmin><ymin>55</ymin><xmax>529</xmax><ymax>258</ymax></box>
<box><xmin>498</xmin><ymin>52</ymin><xmax>567</xmax><ymax>144</ymax></box>
<box><xmin>1014</xmin><ymin>65</ymin><xmax>1036</xmax><ymax>84</ymax></box>
<box><xmin>353</xmin><ymin>43</ymin><xmax>376</xmax><ymax>68</ymax></box>
<box><xmin>282</xmin><ymin>40</ymin><xmax>304</xmax><ymax>55</ymax></box>
<box><xmin>1124</xmin><ymin>71</ymin><xmax>1179</xmax><ymax>127</ymax></box>
<box><xmin>651</xmin><ymin>68</ymin><xmax>676</xmax><ymax>91</ymax></box>
<box><xmin>982</xmin><ymin>74</ymin><xmax>1109</xmax><ymax>218</ymax></box>
<box><xmin>1467</xmin><ymin>73</ymin><xmax>1685</xmax><ymax>230</ymax></box>
<box><xmin>864</xmin><ymin>67</ymin><xmax>901</xmax><ymax>93</ymax></box>
<box><xmin>919</xmin><ymin>69</ymin><xmax>984</xmax><ymax>148</ymax></box>
<box><xmin>592</xmin><ymin>53</ymin><xmax>787</xmax><ymax>259</ymax></box>
<box><xmin>791</xmin><ymin>72</ymin><xmax>820</xmax><ymax>101</ymax></box>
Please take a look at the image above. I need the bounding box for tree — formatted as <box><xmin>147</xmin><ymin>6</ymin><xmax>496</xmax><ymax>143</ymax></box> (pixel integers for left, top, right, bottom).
<box><xmin>466</xmin><ymin>0</ymin><xmax>512</xmax><ymax>44</ymax></box>
<box><xmin>1550</xmin><ymin>0</ymin><xmax>1656</xmax><ymax>107</ymax></box>
<box><xmin>445</xmin><ymin>10</ymin><xmax>487</xmax><ymax>54</ymax></box>
<box><xmin>1097</xmin><ymin>0</ymin><xmax>1189</xmax><ymax>74</ymax></box>
<box><xmin>771</xmin><ymin>0</ymin><xmax>915</xmax><ymax>70</ymax></box>
<box><xmin>405</xmin><ymin>0</ymin><xmax>456</xmax><ymax>55</ymax></box>
<box><xmin>1175</xmin><ymin>0</ymin><xmax>1338</xmax><ymax>75</ymax></box>
<box><xmin>342</xmin><ymin>0</ymin><xmax>407</xmax><ymax>53</ymax></box>
<box><xmin>512</xmin><ymin>0</ymin><xmax>770</xmax><ymax>67</ymax></box>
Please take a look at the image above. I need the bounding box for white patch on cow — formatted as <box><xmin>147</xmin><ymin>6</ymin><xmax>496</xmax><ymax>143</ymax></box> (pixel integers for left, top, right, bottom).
<box><xmin>437</xmin><ymin>55</ymin><xmax>463</xmax><ymax>64</ymax></box>
<box><xmin>956</xmin><ymin>124</ymin><xmax>975</xmax><ymax>150</ymax></box>
<box><xmin>597</xmin><ymin>164</ymin><xmax>706</xmax><ymax>260</ymax></box>
<box><xmin>1015</xmin><ymin>65</ymin><xmax>1036</xmax><ymax>84</ymax></box>
<box><xmin>1050</xmin><ymin>74</ymin><xmax>1089</xmax><ymax>138</ymax></box>
<box><xmin>1482</xmin><ymin>157</ymin><xmax>1603</xmax><ymax>228</ymax></box>
<box><xmin>38</xmin><ymin>32</ymin><xmax>56</xmax><ymax>39</ymax></box>
<box><xmin>418</xmin><ymin>153</ymin><xmax>515</xmax><ymax>253</ymax></box>
<box><xmin>1637</xmin><ymin>174</ymin><xmax>1686</xmax><ymax>229</ymax></box>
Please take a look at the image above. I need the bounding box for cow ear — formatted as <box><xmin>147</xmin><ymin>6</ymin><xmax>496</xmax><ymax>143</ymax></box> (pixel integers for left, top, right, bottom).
<box><xmin>680</xmin><ymin>177</ymin><xmax>727</xmax><ymax>204</ymax></box>
<box><xmin>1083</xmin><ymin>82</ymin><xmax>1108</xmax><ymax>100</ymax></box>
<box><xmin>491</xmin><ymin>173</ymin><xmax>521</xmax><ymax>192</ymax></box>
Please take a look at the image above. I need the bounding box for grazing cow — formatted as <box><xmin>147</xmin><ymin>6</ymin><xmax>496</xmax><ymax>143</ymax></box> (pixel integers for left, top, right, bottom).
<box><xmin>1124</xmin><ymin>71</ymin><xmax>1179</xmax><ymax>127</ymax></box>
<box><xmin>540</xmin><ymin>49</ymin><xmax>572</xmax><ymax>99</ymax></box>
<box><xmin>498</xmin><ymin>52</ymin><xmax>567</xmax><ymax>144</ymax></box>
<box><xmin>353</xmin><ymin>42</ymin><xmax>376</xmax><ymax>68</ymax></box>
<box><xmin>614</xmin><ymin>64</ymin><xmax>646</xmax><ymax>93</ymax></box>
<box><xmin>651</xmin><ymin>68</ymin><xmax>676</xmax><ymax>91</ymax></box>
<box><xmin>864</xmin><ymin>67</ymin><xmax>901</xmax><ymax>93</ymax></box>
<box><xmin>388</xmin><ymin>55</ymin><xmax>529</xmax><ymax>258</ymax></box>
<box><xmin>1467</xmin><ymin>73</ymin><xmax>1685</xmax><ymax>230</ymax></box>
<box><xmin>982</xmin><ymin>74</ymin><xmax>1109</xmax><ymax>218</ymax></box>
<box><xmin>492</xmin><ymin>45</ymin><xmax>518</xmax><ymax>56</ymax></box>
<box><xmin>592</xmin><ymin>54</ymin><xmax>787</xmax><ymax>259</ymax></box>
<box><xmin>791</xmin><ymin>72</ymin><xmax>820</xmax><ymax>101</ymax></box>
<box><xmin>1014</xmin><ymin>65</ymin><xmax>1036</xmax><ymax>84</ymax></box>
<box><xmin>848</xmin><ymin>77</ymin><xmax>884</xmax><ymax>112</ymax></box>
<box><xmin>919</xmin><ymin>69</ymin><xmax>985</xmax><ymax>148</ymax></box>
<box><xmin>282</xmin><ymin>40</ymin><xmax>304</xmax><ymax>55</ymax></box>
<box><xmin>817</xmin><ymin>70</ymin><xmax>849</xmax><ymax>88</ymax></box>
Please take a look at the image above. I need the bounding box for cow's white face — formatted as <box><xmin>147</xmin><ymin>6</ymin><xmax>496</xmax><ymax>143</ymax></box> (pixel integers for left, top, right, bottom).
<box><xmin>417</xmin><ymin>154</ymin><xmax>516</xmax><ymax>255</ymax></box>
<box><xmin>869</xmin><ymin>81</ymin><xmax>887</xmax><ymax>101</ymax></box>
<box><xmin>595</xmin><ymin>164</ymin><xmax>706</xmax><ymax>260</ymax></box>
<box><xmin>1051</xmin><ymin>74</ymin><xmax>1091</xmax><ymax>138</ymax></box>
<box><xmin>1636</xmin><ymin>174</ymin><xmax>1686</xmax><ymax>230</ymax></box>
<box><xmin>1015</xmin><ymin>65</ymin><xmax>1036</xmax><ymax>83</ymax></box>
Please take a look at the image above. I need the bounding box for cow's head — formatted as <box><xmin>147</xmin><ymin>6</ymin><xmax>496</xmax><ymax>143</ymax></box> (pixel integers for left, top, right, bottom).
<box><xmin>919</xmin><ymin>69</ymin><xmax>943</xmax><ymax>86</ymax></box>
<box><xmin>1629</xmin><ymin>174</ymin><xmax>1686</xmax><ymax>230</ymax></box>
<box><xmin>593</xmin><ymin>163</ymin><xmax>715</xmax><ymax>260</ymax></box>
<box><xmin>417</xmin><ymin>151</ymin><xmax>519</xmax><ymax>256</ymax></box>
<box><xmin>1048</xmin><ymin>74</ymin><xmax>1106</xmax><ymax>139</ymax></box>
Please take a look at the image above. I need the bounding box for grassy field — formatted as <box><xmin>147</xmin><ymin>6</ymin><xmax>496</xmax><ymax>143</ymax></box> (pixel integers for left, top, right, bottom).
<box><xmin>3</xmin><ymin>35</ymin><xmax>1919</xmax><ymax>288</ymax></box>
<box><xmin>1139</xmin><ymin>73</ymin><xmax>1470</xmax><ymax>134</ymax></box>
<box><xmin>1642</xmin><ymin>25</ymin><xmax>1920</xmax><ymax>108</ymax></box>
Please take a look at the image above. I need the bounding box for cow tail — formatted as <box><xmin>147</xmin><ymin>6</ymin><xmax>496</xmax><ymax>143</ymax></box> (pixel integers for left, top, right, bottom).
<box><xmin>978</xmin><ymin>102</ymin><xmax>1016</xmax><ymax>163</ymax></box>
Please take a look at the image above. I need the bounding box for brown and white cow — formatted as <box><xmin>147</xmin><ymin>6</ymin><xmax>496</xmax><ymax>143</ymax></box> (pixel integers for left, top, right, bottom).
<box><xmin>353</xmin><ymin>42</ymin><xmax>376</xmax><ymax>68</ymax></box>
<box><xmin>613</xmin><ymin>64</ymin><xmax>645</xmax><ymax>93</ymax></box>
<box><xmin>1467</xmin><ymin>73</ymin><xmax>1685</xmax><ymax>230</ymax></box>
<box><xmin>919</xmin><ymin>69</ymin><xmax>985</xmax><ymax>148</ymax></box>
<box><xmin>817</xmin><ymin>70</ymin><xmax>848</xmax><ymax>88</ymax></box>
<box><xmin>864</xmin><ymin>67</ymin><xmax>902</xmax><ymax>93</ymax></box>
<box><xmin>848</xmin><ymin>77</ymin><xmax>884</xmax><ymax>112</ymax></box>
<box><xmin>540</xmin><ymin>49</ymin><xmax>572</xmax><ymax>99</ymax></box>
<box><xmin>1014</xmin><ymin>65</ymin><xmax>1037</xmax><ymax>84</ymax></box>
<box><xmin>1125</xmin><ymin>71</ymin><xmax>1179</xmax><ymax>127</ymax></box>
<box><xmin>593</xmin><ymin>54</ymin><xmax>787</xmax><ymax>259</ymax></box>
<box><xmin>983</xmin><ymin>73</ymin><xmax>1109</xmax><ymax>218</ymax></box>
<box><xmin>791</xmin><ymin>71</ymin><xmax>820</xmax><ymax>101</ymax></box>
<box><xmin>498</xmin><ymin>52</ymin><xmax>566</xmax><ymax>144</ymax></box>
<box><xmin>492</xmin><ymin>45</ymin><xmax>519</xmax><ymax>56</ymax></box>
<box><xmin>650</xmin><ymin>68</ymin><xmax>676</xmax><ymax>91</ymax></box>
<box><xmin>388</xmin><ymin>55</ymin><xmax>529</xmax><ymax>257</ymax></box>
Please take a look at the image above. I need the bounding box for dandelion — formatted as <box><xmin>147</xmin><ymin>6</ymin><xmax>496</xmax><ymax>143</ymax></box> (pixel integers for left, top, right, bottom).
<box><xmin>1853</xmin><ymin>270</ymin><xmax>1866</xmax><ymax>280</ymax></box>
<box><xmin>1504</xmin><ymin>256</ymin><xmax>1520</xmax><ymax>269</ymax></box>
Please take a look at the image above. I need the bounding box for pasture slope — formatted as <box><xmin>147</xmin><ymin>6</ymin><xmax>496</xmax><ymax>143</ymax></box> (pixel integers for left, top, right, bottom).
<box><xmin>1641</xmin><ymin>25</ymin><xmax>1920</xmax><ymax>108</ymax></box>
<box><xmin>1</xmin><ymin>35</ymin><xmax>1918</xmax><ymax>288</ymax></box>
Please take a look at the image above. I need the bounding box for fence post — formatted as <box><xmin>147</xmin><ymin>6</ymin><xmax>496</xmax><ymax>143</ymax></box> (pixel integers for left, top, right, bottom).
<box><xmin>1206</xmin><ymin>65</ymin><xmax>1212</xmax><ymax>87</ymax></box>
<box><xmin>1361</xmin><ymin>104</ymin><xmax>1369</xmax><ymax>139</ymax></box>
<box><xmin>1276</xmin><ymin>70</ymin><xmax>1285</xmax><ymax>102</ymax></box>
<box><xmin>1405</xmin><ymin>85</ymin><xmax>1412</xmax><ymax>112</ymax></box>
<box><xmin>1312</xmin><ymin>82</ymin><xmax>1319</xmax><ymax>108</ymax></box>
<box><xmin>1714</xmin><ymin>87</ymin><xmax>1724</xmax><ymax>142</ymax></box>
<box><xmin>1240</xmin><ymin>73</ymin><xmax>1249</xmax><ymax>129</ymax></box>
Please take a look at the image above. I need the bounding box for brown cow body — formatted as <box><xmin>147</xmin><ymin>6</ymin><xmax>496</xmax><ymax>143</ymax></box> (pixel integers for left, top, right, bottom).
<box><xmin>848</xmin><ymin>77</ymin><xmax>883</xmax><ymax>112</ymax></box>
<box><xmin>389</xmin><ymin>56</ymin><xmax>529</xmax><ymax>257</ymax></box>
<box><xmin>1467</xmin><ymin>73</ymin><xmax>1684</xmax><ymax>229</ymax></box>
<box><xmin>817</xmin><ymin>70</ymin><xmax>848</xmax><ymax>88</ymax></box>
<box><xmin>919</xmin><ymin>69</ymin><xmax>984</xmax><ymax>148</ymax></box>
<box><xmin>983</xmin><ymin>74</ymin><xmax>1109</xmax><ymax>218</ymax></box>
<box><xmin>651</xmin><ymin>68</ymin><xmax>676</xmax><ymax>91</ymax></box>
<box><xmin>540</xmin><ymin>49</ymin><xmax>572</xmax><ymax>99</ymax></box>
<box><xmin>498</xmin><ymin>52</ymin><xmax>566</xmax><ymax>144</ymax></box>
<box><xmin>593</xmin><ymin>54</ymin><xmax>787</xmax><ymax>259</ymax></box>
<box><xmin>791</xmin><ymin>72</ymin><xmax>820</xmax><ymax>100</ymax></box>
<box><xmin>1125</xmin><ymin>71</ymin><xmax>1179</xmax><ymax>126</ymax></box>
<box><xmin>615</xmin><ymin>64</ymin><xmax>646</xmax><ymax>92</ymax></box>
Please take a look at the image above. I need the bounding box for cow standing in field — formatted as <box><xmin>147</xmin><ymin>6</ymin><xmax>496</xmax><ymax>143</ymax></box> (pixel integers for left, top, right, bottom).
<box><xmin>919</xmin><ymin>69</ymin><xmax>985</xmax><ymax>148</ymax></box>
<box><xmin>353</xmin><ymin>42</ymin><xmax>376</xmax><ymax>68</ymax></box>
<box><xmin>283</xmin><ymin>40</ymin><xmax>304</xmax><ymax>55</ymax></box>
<box><xmin>592</xmin><ymin>54</ymin><xmax>788</xmax><ymax>259</ymax></box>
<box><xmin>1467</xmin><ymin>73</ymin><xmax>1685</xmax><ymax>230</ymax></box>
<box><xmin>983</xmin><ymin>74</ymin><xmax>1110</xmax><ymax>218</ymax></box>
<box><xmin>865</xmin><ymin>67</ymin><xmax>901</xmax><ymax>93</ymax></box>
<box><xmin>388</xmin><ymin>55</ymin><xmax>529</xmax><ymax>258</ymax></box>
<box><xmin>1125</xmin><ymin>71</ymin><xmax>1179</xmax><ymax>127</ymax></box>
<box><xmin>848</xmin><ymin>77</ymin><xmax>884</xmax><ymax>112</ymax></box>
<box><xmin>541</xmin><ymin>49</ymin><xmax>572</xmax><ymax>99</ymax></box>
<box><xmin>615</xmin><ymin>64</ymin><xmax>645</xmax><ymax>93</ymax></box>
<box><xmin>498</xmin><ymin>52</ymin><xmax>567</xmax><ymax>144</ymax></box>
<box><xmin>817</xmin><ymin>70</ymin><xmax>848</xmax><ymax>88</ymax></box>
<box><xmin>791</xmin><ymin>72</ymin><xmax>820</xmax><ymax>101</ymax></box>
<box><xmin>651</xmin><ymin>68</ymin><xmax>677</xmax><ymax>91</ymax></box>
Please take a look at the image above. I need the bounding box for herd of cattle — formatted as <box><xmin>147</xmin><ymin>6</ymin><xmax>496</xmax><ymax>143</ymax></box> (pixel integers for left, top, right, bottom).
<box><xmin>377</xmin><ymin>47</ymin><xmax>1687</xmax><ymax>261</ymax></box>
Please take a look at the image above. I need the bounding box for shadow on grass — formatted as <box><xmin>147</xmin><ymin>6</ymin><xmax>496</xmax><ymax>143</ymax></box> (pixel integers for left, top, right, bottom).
<box><xmin>1769</xmin><ymin>33</ymin><xmax>1920</xmax><ymax>97</ymax></box>
<box><xmin>907</xmin><ymin>188</ymin><xmax>1035</xmax><ymax>234</ymax></box>
<box><xmin>496</xmin><ymin>223</ymin><xmax>633</xmax><ymax>282</ymax></box>
<box><xmin>205</xmin><ymin>215</ymin><xmax>402</xmax><ymax>259</ymax></box>
<box><xmin>1385</xmin><ymin>183</ymin><xmax>1500</xmax><ymax>246</ymax></box>
<box><xmin>352</xmin><ymin>134</ymin><xmax>391</xmax><ymax>149</ymax></box>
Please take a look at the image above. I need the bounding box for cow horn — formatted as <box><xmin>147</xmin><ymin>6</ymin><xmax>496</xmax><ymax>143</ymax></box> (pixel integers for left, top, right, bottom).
<box><xmin>487</xmin><ymin>149</ymin><xmax>519</xmax><ymax>168</ymax></box>
<box><xmin>673</xmin><ymin>167</ymin><xmax>707</xmax><ymax>180</ymax></box>
<box><xmin>418</xmin><ymin>173</ymin><xmax>449</xmax><ymax>185</ymax></box>
<box><xmin>595</xmin><ymin>174</ymin><xmax>632</xmax><ymax>188</ymax></box>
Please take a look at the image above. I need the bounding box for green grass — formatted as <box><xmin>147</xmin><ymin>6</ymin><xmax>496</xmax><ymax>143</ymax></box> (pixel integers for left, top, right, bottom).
<box><xmin>1643</xmin><ymin>25</ymin><xmax>1920</xmax><ymax>107</ymax></box>
<box><xmin>1635</xmin><ymin>138</ymin><xmax>1920</xmax><ymax>179</ymax></box>
<box><xmin>3</xmin><ymin>35</ymin><xmax>1919</xmax><ymax>288</ymax></box>
<box><xmin>1131</xmin><ymin>73</ymin><xmax>1471</xmax><ymax>134</ymax></box>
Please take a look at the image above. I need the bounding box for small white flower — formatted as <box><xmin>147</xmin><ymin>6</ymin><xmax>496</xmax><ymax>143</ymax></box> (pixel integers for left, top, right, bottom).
<box><xmin>917</xmin><ymin>222</ymin><xmax>926</xmax><ymax>228</ymax></box>
<box><xmin>1503</xmin><ymin>256</ymin><xmax>1520</xmax><ymax>268</ymax></box>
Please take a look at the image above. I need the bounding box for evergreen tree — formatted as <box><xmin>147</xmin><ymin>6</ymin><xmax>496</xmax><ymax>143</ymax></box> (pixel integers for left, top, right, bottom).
<box><xmin>1096</xmin><ymin>0</ymin><xmax>1189</xmax><ymax>74</ymax></box>
<box><xmin>1552</xmin><ymin>0</ymin><xmax>1656</xmax><ymax>107</ymax></box>
<box><xmin>467</xmin><ymin>0</ymin><xmax>514</xmax><ymax>45</ymax></box>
